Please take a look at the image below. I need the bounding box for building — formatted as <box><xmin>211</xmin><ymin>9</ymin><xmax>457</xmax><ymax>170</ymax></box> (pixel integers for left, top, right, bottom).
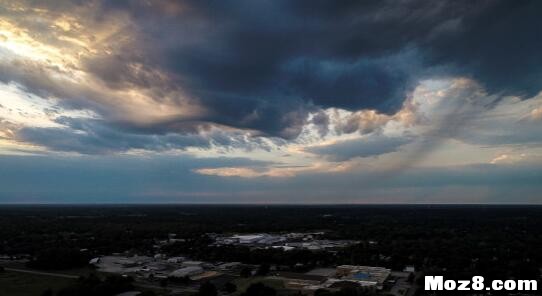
<box><xmin>258</xmin><ymin>235</ymin><xmax>285</xmax><ymax>245</ymax></box>
<box><xmin>306</xmin><ymin>268</ymin><xmax>337</xmax><ymax>277</ymax></box>
<box><xmin>272</xmin><ymin>246</ymin><xmax>295</xmax><ymax>251</ymax></box>
<box><xmin>218</xmin><ymin>262</ymin><xmax>242</xmax><ymax>271</ymax></box>
<box><xmin>182</xmin><ymin>260</ymin><xmax>204</xmax><ymax>267</ymax></box>
<box><xmin>232</xmin><ymin>234</ymin><xmax>265</xmax><ymax>244</ymax></box>
<box><xmin>335</xmin><ymin>265</ymin><xmax>391</xmax><ymax>289</ymax></box>
<box><xmin>92</xmin><ymin>255</ymin><xmax>154</xmax><ymax>274</ymax></box>
<box><xmin>89</xmin><ymin>257</ymin><xmax>100</xmax><ymax>265</ymax></box>
<box><xmin>169</xmin><ymin>266</ymin><xmax>204</xmax><ymax>278</ymax></box>
<box><xmin>167</xmin><ymin>256</ymin><xmax>185</xmax><ymax>263</ymax></box>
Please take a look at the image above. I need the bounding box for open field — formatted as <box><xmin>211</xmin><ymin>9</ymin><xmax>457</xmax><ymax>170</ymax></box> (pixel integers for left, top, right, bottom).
<box><xmin>0</xmin><ymin>271</ymin><xmax>75</xmax><ymax>296</ymax></box>
<box><xmin>232</xmin><ymin>276</ymin><xmax>285</xmax><ymax>296</ymax></box>
<box><xmin>0</xmin><ymin>261</ymin><xmax>94</xmax><ymax>277</ymax></box>
<box><xmin>0</xmin><ymin>269</ymin><xmax>172</xmax><ymax>296</ymax></box>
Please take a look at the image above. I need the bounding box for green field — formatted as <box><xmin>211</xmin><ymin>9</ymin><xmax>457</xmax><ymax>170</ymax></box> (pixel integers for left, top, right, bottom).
<box><xmin>0</xmin><ymin>271</ymin><xmax>75</xmax><ymax>296</ymax></box>
<box><xmin>232</xmin><ymin>276</ymin><xmax>285</xmax><ymax>296</ymax></box>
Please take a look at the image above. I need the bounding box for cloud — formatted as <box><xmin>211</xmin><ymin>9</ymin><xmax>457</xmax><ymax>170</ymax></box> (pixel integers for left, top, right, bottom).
<box><xmin>305</xmin><ymin>134</ymin><xmax>413</xmax><ymax>161</ymax></box>
<box><xmin>331</xmin><ymin>109</ymin><xmax>393</xmax><ymax>135</ymax></box>
<box><xmin>195</xmin><ymin>167</ymin><xmax>270</xmax><ymax>178</ymax></box>
<box><xmin>0</xmin><ymin>119</ymin><xmax>17</xmax><ymax>139</ymax></box>
<box><xmin>531</xmin><ymin>107</ymin><xmax>542</xmax><ymax>121</ymax></box>
<box><xmin>1</xmin><ymin>0</ymin><xmax>541</xmax><ymax>145</ymax></box>
<box><xmin>14</xmin><ymin>116</ymin><xmax>273</xmax><ymax>154</ymax></box>
<box><xmin>489</xmin><ymin>153</ymin><xmax>530</xmax><ymax>165</ymax></box>
<box><xmin>309</xmin><ymin>110</ymin><xmax>330</xmax><ymax>137</ymax></box>
<box><xmin>194</xmin><ymin>161</ymin><xmax>355</xmax><ymax>178</ymax></box>
<box><xmin>453</xmin><ymin>93</ymin><xmax>542</xmax><ymax>146</ymax></box>
<box><xmin>423</xmin><ymin>1</ymin><xmax>542</xmax><ymax>97</ymax></box>
<box><xmin>133</xmin><ymin>0</ymin><xmax>542</xmax><ymax>109</ymax></box>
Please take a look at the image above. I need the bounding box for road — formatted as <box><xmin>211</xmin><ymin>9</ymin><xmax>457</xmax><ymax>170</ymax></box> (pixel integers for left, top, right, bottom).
<box><xmin>4</xmin><ymin>267</ymin><xmax>80</xmax><ymax>279</ymax></box>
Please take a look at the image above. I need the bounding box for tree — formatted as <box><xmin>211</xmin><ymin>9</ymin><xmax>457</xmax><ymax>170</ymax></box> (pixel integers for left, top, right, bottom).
<box><xmin>241</xmin><ymin>283</ymin><xmax>276</xmax><ymax>296</ymax></box>
<box><xmin>314</xmin><ymin>289</ymin><xmax>333</xmax><ymax>296</ymax></box>
<box><xmin>256</xmin><ymin>264</ymin><xmax>270</xmax><ymax>276</ymax></box>
<box><xmin>159</xmin><ymin>278</ymin><xmax>169</xmax><ymax>287</ymax></box>
<box><xmin>198</xmin><ymin>282</ymin><xmax>218</xmax><ymax>296</ymax></box>
<box><xmin>407</xmin><ymin>272</ymin><xmax>415</xmax><ymax>283</ymax></box>
<box><xmin>223</xmin><ymin>282</ymin><xmax>237</xmax><ymax>294</ymax></box>
<box><xmin>336</xmin><ymin>287</ymin><xmax>359</xmax><ymax>296</ymax></box>
<box><xmin>240</xmin><ymin>267</ymin><xmax>252</xmax><ymax>278</ymax></box>
<box><xmin>27</xmin><ymin>248</ymin><xmax>90</xmax><ymax>270</ymax></box>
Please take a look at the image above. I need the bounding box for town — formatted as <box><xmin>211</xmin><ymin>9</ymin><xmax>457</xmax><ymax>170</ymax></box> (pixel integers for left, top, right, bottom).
<box><xmin>89</xmin><ymin>255</ymin><xmax>413</xmax><ymax>296</ymax></box>
<box><xmin>2</xmin><ymin>231</ymin><xmax>417</xmax><ymax>296</ymax></box>
<box><xmin>2</xmin><ymin>205</ymin><xmax>541</xmax><ymax>296</ymax></box>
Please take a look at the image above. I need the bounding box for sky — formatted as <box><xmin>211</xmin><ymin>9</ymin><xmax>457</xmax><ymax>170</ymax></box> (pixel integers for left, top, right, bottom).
<box><xmin>1</xmin><ymin>0</ymin><xmax>542</xmax><ymax>204</ymax></box>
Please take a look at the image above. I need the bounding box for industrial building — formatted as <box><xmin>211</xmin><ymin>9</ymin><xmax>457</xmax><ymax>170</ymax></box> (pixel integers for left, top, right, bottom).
<box><xmin>169</xmin><ymin>266</ymin><xmax>204</xmax><ymax>278</ymax></box>
<box><xmin>334</xmin><ymin>265</ymin><xmax>391</xmax><ymax>289</ymax></box>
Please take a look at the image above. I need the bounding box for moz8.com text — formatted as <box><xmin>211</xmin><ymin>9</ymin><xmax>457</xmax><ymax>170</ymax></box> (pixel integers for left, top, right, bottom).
<box><xmin>425</xmin><ymin>276</ymin><xmax>538</xmax><ymax>292</ymax></box>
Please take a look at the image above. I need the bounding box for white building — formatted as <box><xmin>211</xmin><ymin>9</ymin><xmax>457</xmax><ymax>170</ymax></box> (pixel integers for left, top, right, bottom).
<box><xmin>232</xmin><ymin>234</ymin><xmax>265</xmax><ymax>244</ymax></box>
<box><xmin>167</xmin><ymin>256</ymin><xmax>185</xmax><ymax>263</ymax></box>
<box><xmin>89</xmin><ymin>257</ymin><xmax>101</xmax><ymax>265</ymax></box>
<box><xmin>169</xmin><ymin>266</ymin><xmax>204</xmax><ymax>278</ymax></box>
<box><xmin>182</xmin><ymin>260</ymin><xmax>204</xmax><ymax>267</ymax></box>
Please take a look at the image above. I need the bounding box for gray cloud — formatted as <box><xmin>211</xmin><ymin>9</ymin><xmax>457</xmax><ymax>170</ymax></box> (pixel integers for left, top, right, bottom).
<box><xmin>457</xmin><ymin>115</ymin><xmax>542</xmax><ymax>147</ymax></box>
<box><xmin>14</xmin><ymin>116</ymin><xmax>270</xmax><ymax>154</ymax></box>
<box><xmin>310</xmin><ymin>110</ymin><xmax>330</xmax><ymax>137</ymax></box>
<box><xmin>305</xmin><ymin>134</ymin><xmax>413</xmax><ymax>161</ymax></box>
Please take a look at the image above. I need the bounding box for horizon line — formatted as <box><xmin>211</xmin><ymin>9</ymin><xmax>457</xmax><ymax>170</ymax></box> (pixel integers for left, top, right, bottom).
<box><xmin>1</xmin><ymin>202</ymin><xmax>542</xmax><ymax>206</ymax></box>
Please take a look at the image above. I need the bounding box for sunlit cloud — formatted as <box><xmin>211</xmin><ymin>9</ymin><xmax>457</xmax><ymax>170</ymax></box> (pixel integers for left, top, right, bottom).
<box><xmin>531</xmin><ymin>107</ymin><xmax>542</xmax><ymax>121</ymax></box>
<box><xmin>194</xmin><ymin>160</ymin><xmax>357</xmax><ymax>178</ymax></box>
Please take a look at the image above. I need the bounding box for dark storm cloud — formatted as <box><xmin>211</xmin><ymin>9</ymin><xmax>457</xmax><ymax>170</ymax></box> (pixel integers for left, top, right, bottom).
<box><xmin>93</xmin><ymin>0</ymin><xmax>542</xmax><ymax>138</ymax></box>
<box><xmin>425</xmin><ymin>1</ymin><xmax>542</xmax><ymax>97</ymax></box>
<box><xmin>112</xmin><ymin>0</ymin><xmax>427</xmax><ymax>114</ymax></box>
